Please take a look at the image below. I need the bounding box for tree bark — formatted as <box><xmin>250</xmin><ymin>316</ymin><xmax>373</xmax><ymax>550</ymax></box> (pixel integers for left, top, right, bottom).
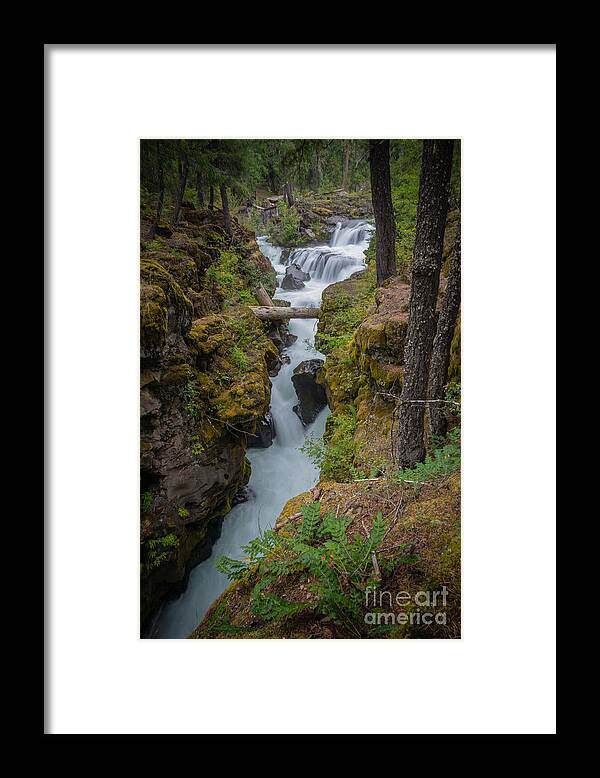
<box><xmin>396</xmin><ymin>139</ymin><xmax>455</xmax><ymax>468</ymax></box>
<box><xmin>342</xmin><ymin>140</ymin><xmax>350</xmax><ymax>189</ymax></box>
<box><xmin>171</xmin><ymin>156</ymin><xmax>189</xmax><ymax>227</ymax></box>
<box><xmin>268</xmin><ymin>162</ymin><xmax>278</xmax><ymax>194</ymax></box>
<box><xmin>209</xmin><ymin>185</ymin><xmax>215</xmax><ymax>209</ymax></box>
<box><xmin>253</xmin><ymin>285</ymin><xmax>275</xmax><ymax>307</ymax></box>
<box><xmin>428</xmin><ymin>223</ymin><xmax>461</xmax><ymax>439</ymax></box>
<box><xmin>369</xmin><ymin>140</ymin><xmax>397</xmax><ymax>286</ymax></box>
<box><xmin>220</xmin><ymin>184</ymin><xmax>232</xmax><ymax>237</ymax></box>
<box><xmin>250</xmin><ymin>306</ymin><xmax>320</xmax><ymax>321</ymax></box>
<box><xmin>149</xmin><ymin>139</ymin><xmax>165</xmax><ymax>239</ymax></box>
<box><xmin>284</xmin><ymin>181</ymin><xmax>295</xmax><ymax>207</ymax></box>
<box><xmin>196</xmin><ymin>171</ymin><xmax>205</xmax><ymax>207</ymax></box>
<box><xmin>313</xmin><ymin>147</ymin><xmax>322</xmax><ymax>190</ymax></box>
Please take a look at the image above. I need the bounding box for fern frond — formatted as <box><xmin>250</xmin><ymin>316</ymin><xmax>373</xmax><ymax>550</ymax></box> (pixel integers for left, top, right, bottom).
<box><xmin>299</xmin><ymin>501</ymin><xmax>321</xmax><ymax>543</ymax></box>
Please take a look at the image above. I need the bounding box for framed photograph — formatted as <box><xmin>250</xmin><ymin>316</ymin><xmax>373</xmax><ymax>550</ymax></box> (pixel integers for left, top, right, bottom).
<box><xmin>46</xmin><ymin>44</ymin><xmax>556</xmax><ymax>735</ymax></box>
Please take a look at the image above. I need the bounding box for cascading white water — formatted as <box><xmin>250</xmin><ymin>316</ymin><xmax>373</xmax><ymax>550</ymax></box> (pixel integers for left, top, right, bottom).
<box><xmin>150</xmin><ymin>219</ymin><xmax>373</xmax><ymax>638</ymax></box>
<box><xmin>285</xmin><ymin>221</ymin><xmax>374</xmax><ymax>286</ymax></box>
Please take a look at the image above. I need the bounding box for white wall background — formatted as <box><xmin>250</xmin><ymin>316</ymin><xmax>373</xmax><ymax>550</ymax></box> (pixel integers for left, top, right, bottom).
<box><xmin>47</xmin><ymin>45</ymin><xmax>556</xmax><ymax>735</ymax></box>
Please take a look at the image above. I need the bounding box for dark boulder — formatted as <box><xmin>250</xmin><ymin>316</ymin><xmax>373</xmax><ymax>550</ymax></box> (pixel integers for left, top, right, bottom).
<box><xmin>267</xmin><ymin>319</ymin><xmax>297</xmax><ymax>354</ymax></box>
<box><xmin>269</xmin><ymin>354</ymin><xmax>291</xmax><ymax>378</ymax></box>
<box><xmin>281</xmin><ymin>263</ymin><xmax>311</xmax><ymax>291</ymax></box>
<box><xmin>248</xmin><ymin>411</ymin><xmax>276</xmax><ymax>448</ymax></box>
<box><xmin>232</xmin><ymin>485</ymin><xmax>253</xmax><ymax>507</ymax></box>
<box><xmin>292</xmin><ymin>359</ymin><xmax>327</xmax><ymax>425</ymax></box>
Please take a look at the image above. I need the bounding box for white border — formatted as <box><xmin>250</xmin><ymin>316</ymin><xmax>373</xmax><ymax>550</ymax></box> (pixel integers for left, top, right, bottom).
<box><xmin>47</xmin><ymin>45</ymin><xmax>556</xmax><ymax>734</ymax></box>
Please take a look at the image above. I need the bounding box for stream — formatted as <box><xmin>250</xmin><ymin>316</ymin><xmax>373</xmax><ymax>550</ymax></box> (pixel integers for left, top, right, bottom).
<box><xmin>150</xmin><ymin>219</ymin><xmax>374</xmax><ymax>638</ymax></box>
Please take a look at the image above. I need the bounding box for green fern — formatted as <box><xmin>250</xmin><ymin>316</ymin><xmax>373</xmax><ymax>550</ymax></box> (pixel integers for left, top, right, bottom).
<box><xmin>394</xmin><ymin>431</ymin><xmax>460</xmax><ymax>486</ymax></box>
<box><xmin>216</xmin><ymin>502</ymin><xmax>416</xmax><ymax>635</ymax></box>
<box><xmin>299</xmin><ymin>501</ymin><xmax>321</xmax><ymax>543</ymax></box>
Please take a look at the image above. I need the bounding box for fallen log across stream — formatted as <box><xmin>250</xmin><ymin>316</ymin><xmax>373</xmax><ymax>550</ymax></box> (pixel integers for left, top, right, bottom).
<box><xmin>250</xmin><ymin>306</ymin><xmax>321</xmax><ymax>321</ymax></box>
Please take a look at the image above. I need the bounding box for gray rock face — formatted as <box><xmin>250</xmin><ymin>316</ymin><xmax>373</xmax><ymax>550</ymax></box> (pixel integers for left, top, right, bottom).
<box><xmin>248</xmin><ymin>411</ymin><xmax>276</xmax><ymax>448</ymax></box>
<box><xmin>292</xmin><ymin>359</ymin><xmax>327</xmax><ymax>425</ymax></box>
<box><xmin>232</xmin><ymin>485</ymin><xmax>253</xmax><ymax>506</ymax></box>
<box><xmin>281</xmin><ymin>263</ymin><xmax>311</xmax><ymax>290</ymax></box>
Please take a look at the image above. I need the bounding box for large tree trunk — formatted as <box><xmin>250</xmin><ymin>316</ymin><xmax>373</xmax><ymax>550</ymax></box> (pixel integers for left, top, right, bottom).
<box><xmin>396</xmin><ymin>139</ymin><xmax>455</xmax><ymax>468</ymax></box>
<box><xmin>369</xmin><ymin>140</ymin><xmax>397</xmax><ymax>285</ymax></box>
<box><xmin>196</xmin><ymin>171</ymin><xmax>205</xmax><ymax>208</ymax></box>
<box><xmin>220</xmin><ymin>184</ymin><xmax>232</xmax><ymax>237</ymax></box>
<box><xmin>428</xmin><ymin>223</ymin><xmax>461</xmax><ymax>439</ymax></box>
<box><xmin>209</xmin><ymin>185</ymin><xmax>215</xmax><ymax>209</ymax></box>
<box><xmin>171</xmin><ymin>156</ymin><xmax>189</xmax><ymax>227</ymax></box>
<box><xmin>342</xmin><ymin>140</ymin><xmax>350</xmax><ymax>189</ymax></box>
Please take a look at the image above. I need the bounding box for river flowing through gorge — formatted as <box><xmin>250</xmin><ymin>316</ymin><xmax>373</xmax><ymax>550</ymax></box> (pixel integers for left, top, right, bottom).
<box><xmin>150</xmin><ymin>219</ymin><xmax>374</xmax><ymax>638</ymax></box>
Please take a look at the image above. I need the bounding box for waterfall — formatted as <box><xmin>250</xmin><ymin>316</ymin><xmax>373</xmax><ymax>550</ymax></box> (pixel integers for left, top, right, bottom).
<box><xmin>284</xmin><ymin>221</ymin><xmax>374</xmax><ymax>285</ymax></box>
<box><xmin>149</xmin><ymin>219</ymin><xmax>373</xmax><ymax>638</ymax></box>
<box><xmin>330</xmin><ymin>219</ymin><xmax>372</xmax><ymax>248</ymax></box>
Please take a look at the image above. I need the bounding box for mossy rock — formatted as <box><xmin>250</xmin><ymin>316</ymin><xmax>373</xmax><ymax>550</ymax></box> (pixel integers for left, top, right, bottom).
<box><xmin>214</xmin><ymin>363</ymin><xmax>270</xmax><ymax>425</ymax></box>
<box><xmin>187</xmin><ymin>315</ymin><xmax>228</xmax><ymax>359</ymax></box>
<box><xmin>350</xmin><ymin>279</ymin><xmax>410</xmax><ymax>387</ymax></box>
<box><xmin>160</xmin><ymin>360</ymin><xmax>193</xmax><ymax>386</ymax></box>
<box><xmin>354</xmin><ymin>393</ymin><xmax>396</xmax><ymax>471</ymax></box>
<box><xmin>362</xmin><ymin>356</ymin><xmax>403</xmax><ymax>389</ymax></box>
<box><xmin>140</xmin><ymin>283</ymin><xmax>168</xmax><ymax>351</ymax></box>
<box><xmin>316</xmin><ymin>268</ymin><xmax>376</xmax><ymax>354</ymax></box>
<box><xmin>321</xmin><ymin>343</ymin><xmax>361</xmax><ymax>411</ymax></box>
<box><xmin>142</xmin><ymin>249</ymin><xmax>198</xmax><ymax>290</ymax></box>
<box><xmin>140</xmin><ymin>259</ymin><xmax>193</xmax><ymax>355</ymax></box>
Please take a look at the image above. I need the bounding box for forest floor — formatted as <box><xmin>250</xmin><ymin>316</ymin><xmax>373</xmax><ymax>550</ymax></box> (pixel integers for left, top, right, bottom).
<box><xmin>192</xmin><ymin>473</ymin><xmax>460</xmax><ymax>639</ymax></box>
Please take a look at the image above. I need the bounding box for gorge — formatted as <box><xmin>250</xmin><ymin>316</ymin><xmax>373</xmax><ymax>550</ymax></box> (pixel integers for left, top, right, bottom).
<box><xmin>140</xmin><ymin>139</ymin><xmax>461</xmax><ymax>641</ymax></box>
<box><xmin>148</xmin><ymin>220</ymin><xmax>374</xmax><ymax>638</ymax></box>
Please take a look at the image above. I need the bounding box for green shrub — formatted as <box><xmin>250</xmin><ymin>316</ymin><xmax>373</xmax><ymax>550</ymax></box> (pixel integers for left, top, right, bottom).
<box><xmin>141</xmin><ymin>491</ymin><xmax>153</xmax><ymax>514</ymax></box>
<box><xmin>183</xmin><ymin>380</ymin><xmax>201</xmax><ymax>418</ymax></box>
<box><xmin>190</xmin><ymin>435</ymin><xmax>205</xmax><ymax>457</ymax></box>
<box><xmin>445</xmin><ymin>381</ymin><xmax>461</xmax><ymax>419</ymax></box>
<box><xmin>205</xmin><ymin>250</ymin><xmax>238</xmax><ymax>298</ymax></box>
<box><xmin>394</xmin><ymin>427</ymin><xmax>461</xmax><ymax>488</ymax></box>
<box><xmin>141</xmin><ymin>533</ymin><xmax>180</xmax><ymax>575</ymax></box>
<box><xmin>266</xmin><ymin>200</ymin><xmax>301</xmax><ymax>246</ymax></box>
<box><xmin>203</xmin><ymin>247</ymin><xmax>266</xmax><ymax>306</ymax></box>
<box><xmin>230</xmin><ymin>345</ymin><xmax>249</xmax><ymax>372</ymax></box>
<box><xmin>227</xmin><ymin>316</ymin><xmax>254</xmax><ymax>347</ymax></box>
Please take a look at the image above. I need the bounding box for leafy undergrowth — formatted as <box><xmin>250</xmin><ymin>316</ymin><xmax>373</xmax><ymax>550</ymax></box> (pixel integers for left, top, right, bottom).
<box><xmin>191</xmin><ymin>466</ymin><xmax>461</xmax><ymax>639</ymax></box>
<box><xmin>393</xmin><ymin>427</ymin><xmax>461</xmax><ymax>488</ymax></box>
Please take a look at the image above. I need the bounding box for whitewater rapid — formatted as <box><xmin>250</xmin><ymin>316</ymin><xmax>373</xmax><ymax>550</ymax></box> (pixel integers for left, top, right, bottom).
<box><xmin>150</xmin><ymin>219</ymin><xmax>373</xmax><ymax>638</ymax></box>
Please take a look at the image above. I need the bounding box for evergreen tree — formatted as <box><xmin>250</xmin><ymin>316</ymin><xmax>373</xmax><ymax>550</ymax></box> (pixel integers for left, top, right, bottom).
<box><xmin>369</xmin><ymin>140</ymin><xmax>397</xmax><ymax>285</ymax></box>
<box><xmin>396</xmin><ymin>139</ymin><xmax>455</xmax><ymax>468</ymax></box>
<box><xmin>428</xmin><ymin>222</ymin><xmax>461</xmax><ymax>439</ymax></box>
